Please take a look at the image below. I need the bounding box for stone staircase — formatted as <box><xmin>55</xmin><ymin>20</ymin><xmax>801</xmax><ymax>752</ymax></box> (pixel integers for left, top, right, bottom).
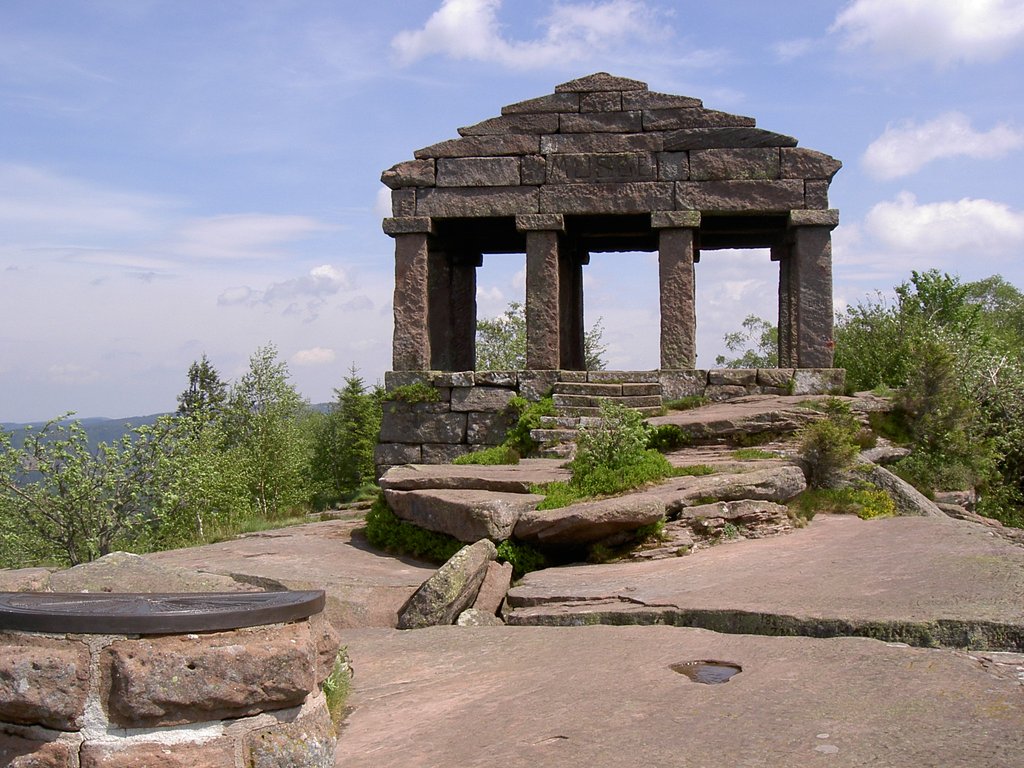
<box><xmin>531</xmin><ymin>380</ymin><xmax>663</xmax><ymax>458</ymax></box>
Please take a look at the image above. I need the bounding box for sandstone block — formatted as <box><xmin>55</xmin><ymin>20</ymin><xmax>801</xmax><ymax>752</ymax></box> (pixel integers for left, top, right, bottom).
<box><xmin>0</xmin><ymin>635</ymin><xmax>90</xmax><ymax>730</ymax></box>
<box><xmin>431</xmin><ymin>371</ymin><xmax>475</xmax><ymax>387</ymax></box>
<box><xmin>705</xmin><ymin>384</ymin><xmax>748</xmax><ymax>401</ymax></box>
<box><xmin>474</xmin><ymin>370</ymin><xmax>518</xmax><ymax>387</ymax></box>
<box><xmin>555</xmin><ymin>73</ymin><xmax>646</xmax><ymax>92</ymax></box>
<box><xmin>80</xmin><ymin>739</ymin><xmax>236</xmax><ymax>768</ymax></box>
<box><xmin>456</xmin><ymin>608</ymin><xmax>504</xmax><ymax>626</ymax></box>
<box><xmin>308</xmin><ymin>611</ymin><xmax>343</xmax><ymax>686</ymax></box>
<box><xmin>515</xmin><ymin>493</ymin><xmax>666</xmax><ymax>545</ymax></box>
<box><xmin>805</xmin><ymin>180</ymin><xmax>830</xmax><ymax>209</ymax></box>
<box><xmin>379</xmin><ymin>463</ymin><xmax>569</xmax><ymax>494</ymax></box>
<box><xmin>622</xmin><ymin>382</ymin><xmax>661</xmax><ymax>396</ymax></box>
<box><xmin>501</xmin><ymin>92</ymin><xmax>580</xmax><ymax>115</ymax></box>
<box><xmin>473</xmin><ymin>560</ymin><xmax>514</xmax><ymax>615</ymax></box>
<box><xmin>521</xmin><ymin>154</ymin><xmax>546</xmax><ymax>185</ymax></box>
<box><xmin>386</xmin><ymin>489</ymin><xmax>541</xmax><ymax>543</ymax></box>
<box><xmin>416</xmin><ymin>186</ymin><xmax>539</xmax><ymax>217</ymax></box>
<box><xmin>382</xmin><ymin>217</ymin><xmax>434</xmax><ymax>235</ymax></box>
<box><xmin>675</xmin><ymin>180</ymin><xmax>805</xmax><ymax>212</ymax></box>
<box><xmin>374</xmin><ymin>443</ymin><xmax>422</xmax><ymax>466</ymax></box>
<box><xmin>623</xmin><ymin>90</ymin><xmax>702</xmax><ymax>110</ymax></box>
<box><xmin>651</xmin><ymin>210</ymin><xmax>701</xmax><ymax>229</ymax></box>
<box><xmin>458</xmin><ymin>113</ymin><xmax>559</xmax><ymax>136</ymax></box>
<box><xmin>515</xmin><ymin>213</ymin><xmax>565</xmax><ymax>231</ymax></box>
<box><xmin>792</xmin><ymin>368</ymin><xmax>845</xmax><ymax>395</ymax></box>
<box><xmin>556</xmin><ymin>370</ymin><xmax>588</xmax><ymax>382</ymax></box>
<box><xmin>390</xmin><ymin>189</ymin><xmax>415</xmax><ymax>216</ymax></box>
<box><xmin>467</xmin><ymin>412</ymin><xmax>516</xmax><ymax>445</ymax></box>
<box><xmin>546</xmin><ymin>152</ymin><xmax>656</xmax><ymax>184</ymax></box>
<box><xmin>588</xmin><ymin>370</ymin><xmax>659</xmax><ymax>383</ymax></box>
<box><xmin>0</xmin><ymin>729</ymin><xmax>76</xmax><ymax>768</ymax></box>
<box><xmin>709</xmin><ymin>368</ymin><xmax>757</xmax><ymax>386</ymax></box>
<box><xmin>690</xmin><ymin>148</ymin><xmax>780</xmax><ymax>181</ymax></box>
<box><xmin>789</xmin><ymin>209</ymin><xmax>840</xmax><ymax>228</ymax></box>
<box><xmin>414</xmin><ymin>134</ymin><xmax>540</xmax><ymax>159</ymax></box>
<box><xmin>560</xmin><ymin>111</ymin><xmax>642</xmax><ymax>133</ymax></box>
<box><xmin>540</xmin><ymin>181</ymin><xmax>673</xmax><ymax>214</ymax></box>
<box><xmin>781</xmin><ymin>148</ymin><xmax>843</xmax><ymax>180</ymax></box>
<box><xmin>541</xmin><ymin>132</ymin><xmax>663</xmax><ymax>154</ymax></box>
<box><xmin>518</xmin><ymin>370</ymin><xmax>560</xmax><ymax>400</ymax></box>
<box><xmin>380</xmin><ymin>411</ymin><xmax>466</xmax><ymax>444</ymax></box>
<box><xmin>451</xmin><ymin>386</ymin><xmax>517</xmax><ymax>412</ymax></box>
<box><xmin>380</xmin><ymin>159</ymin><xmax>435</xmax><ymax>189</ymax></box>
<box><xmin>662</xmin><ymin>465</ymin><xmax>807</xmax><ymax>508</ymax></box>
<box><xmin>421</xmin><ymin>444</ymin><xmax>471</xmax><ymax>464</ymax></box>
<box><xmin>244</xmin><ymin>698</ymin><xmax>336</xmax><ymax>768</ymax></box>
<box><xmin>642</xmin><ymin>108</ymin><xmax>755</xmax><ymax>131</ymax></box>
<box><xmin>103</xmin><ymin>623</ymin><xmax>315</xmax><ymax>727</ymax></box>
<box><xmin>656</xmin><ymin>151</ymin><xmax>689</xmax><ymax>180</ymax></box>
<box><xmin>756</xmin><ymin>368</ymin><xmax>795</xmax><ymax>388</ymax></box>
<box><xmin>0</xmin><ymin>567</ymin><xmax>52</xmax><ymax>592</ymax></box>
<box><xmin>660</xmin><ymin>370</ymin><xmax>708</xmax><ymax>399</ymax></box>
<box><xmin>580</xmin><ymin>91</ymin><xmax>622</xmax><ymax>112</ymax></box>
<box><xmin>436</xmin><ymin>157</ymin><xmax>521</xmax><ymax>187</ymax></box>
<box><xmin>664</xmin><ymin>127</ymin><xmax>798</xmax><ymax>150</ymax></box>
<box><xmin>398</xmin><ymin>540</ymin><xmax>498</xmax><ymax>629</ymax></box>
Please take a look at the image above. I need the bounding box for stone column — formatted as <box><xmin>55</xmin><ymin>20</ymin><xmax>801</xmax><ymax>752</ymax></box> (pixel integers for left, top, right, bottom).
<box><xmin>771</xmin><ymin>244</ymin><xmax>796</xmax><ymax>367</ymax></box>
<box><xmin>789</xmin><ymin>210</ymin><xmax>839</xmax><ymax>368</ymax></box>
<box><xmin>384</xmin><ymin>217</ymin><xmax>434</xmax><ymax>370</ymax></box>
<box><xmin>450</xmin><ymin>251</ymin><xmax>481</xmax><ymax>371</ymax></box>
<box><xmin>517</xmin><ymin>215</ymin><xmax>566</xmax><ymax>370</ymax></box>
<box><xmin>653</xmin><ymin>211</ymin><xmax>701</xmax><ymax>370</ymax></box>
<box><xmin>559</xmin><ymin>244</ymin><xmax>587</xmax><ymax>370</ymax></box>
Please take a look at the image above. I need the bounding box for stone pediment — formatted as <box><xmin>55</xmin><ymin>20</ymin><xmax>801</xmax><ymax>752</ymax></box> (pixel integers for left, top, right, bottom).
<box><xmin>381</xmin><ymin>72</ymin><xmax>841</xmax><ymax>218</ymax></box>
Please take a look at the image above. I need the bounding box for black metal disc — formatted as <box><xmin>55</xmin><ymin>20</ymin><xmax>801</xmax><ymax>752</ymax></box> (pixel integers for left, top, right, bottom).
<box><xmin>0</xmin><ymin>590</ymin><xmax>325</xmax><ymax>635</ymax></box>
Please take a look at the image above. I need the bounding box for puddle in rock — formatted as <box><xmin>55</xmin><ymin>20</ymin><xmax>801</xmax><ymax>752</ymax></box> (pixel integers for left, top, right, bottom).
<box><xmin>670</xmin><ymin>660</ymin><xmax>742</xmax><ymax>684</ymax></box>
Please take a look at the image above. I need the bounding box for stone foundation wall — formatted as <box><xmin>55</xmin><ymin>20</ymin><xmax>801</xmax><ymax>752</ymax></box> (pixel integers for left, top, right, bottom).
<box><xmin>376</xmin><ymin>368</ymin><xmax>845</xmax><ymax>472</ymax></box>
<box><xmin>0</xmin><ymin>613</ymin><xmax>341</xmax><ymax>768</ymax></box>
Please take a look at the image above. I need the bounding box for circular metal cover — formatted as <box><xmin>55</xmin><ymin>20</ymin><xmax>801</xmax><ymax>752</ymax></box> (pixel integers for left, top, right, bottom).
<box><xmin>0</xmin><ymin>590</ymin><xmax>325</xmax><ymax>635</ymax></box>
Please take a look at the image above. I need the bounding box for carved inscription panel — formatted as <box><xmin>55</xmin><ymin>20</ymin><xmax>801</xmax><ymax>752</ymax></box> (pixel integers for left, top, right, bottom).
<box><xmin>547</xmin><ymin>152</ymin><xmax>656</xmax><ymax>184</ymax></box>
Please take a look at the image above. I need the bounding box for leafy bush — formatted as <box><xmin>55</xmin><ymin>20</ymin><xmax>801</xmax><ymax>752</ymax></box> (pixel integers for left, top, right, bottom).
<box><xmin>799</xmin><ymin>416</ymin><xmax>860</xmax><ymax>489</ymax></box>
<box><xmin>646</xmin><ymin>424</ymin><xmax>689</xmax><ymax>452</ymax></box>
<box><xmin>663</xmin><ymin>396</ymin><xmax>709</xmax><ymax>411</ymax></box>
<box><xmin>571</xmin><ymin>400</ymin><xmax>650</xmax><ymax>478</ymax></box>
<box><xmin>502</xmin><ymin>396</ymin><xmax>555</xmax><ymax>457</ymax></box>
<box><xmin>796</xmin><ymin>488</ymin><xmax>896</xmax><ymax>520</ymax></box>
<box><xmin>495</xmin><ymin>539</ymin><xmax>546</xmax><ymax>578</ymax></box>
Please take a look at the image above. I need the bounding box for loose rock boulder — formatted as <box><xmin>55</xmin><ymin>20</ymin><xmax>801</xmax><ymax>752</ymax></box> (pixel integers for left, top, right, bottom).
<box><xmin>679</xmin><ymin>499</ymin><xmax>792</xmax><ymax>536</ymax></box>
<box><xmin>653</xmin><ymin>465</ymin><xmax>807</xmax><ymax>514</ymax></box>
<box><xmin>397</xmin><ymin>539</ymin><xmax>498</xmax><ymax>629</ymax></box>
<box><xmin>384</xmin><ymin>488</ymin><xmax>542</xmax><ymax>543</ymax></box>
<box><xmin>514</xmin><ymin>493</ymin><xmax>665</xmax><ymax>546</ymax></box>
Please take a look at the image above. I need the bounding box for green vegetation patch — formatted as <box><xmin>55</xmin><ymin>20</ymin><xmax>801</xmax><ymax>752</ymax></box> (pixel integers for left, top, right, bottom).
<box><xmin>663</xmin><ymin>396</ymin><xmax>710</xmax><ymax>411</ymax></box>
<box><xmin>322</xmin><ymin>650</ymin><xmax>352</xmax><ymax>727</ymax></box>
<box><xmin>731</xmin><ymin>448</ymin><xmax>776</xmax><ymax>460</ymax></box>
<box><xmin>453</xmin><ymin>445</ymin><xmax>521</xmax><ymax>465</ymax></box>
<box><xmin>495</xmin><ymin>539</ymin><xmax>546</xmax><ymax>578</ymax></box>
<box><xmin>795</xmin><ymin>487</ymin><xmax>897</xmax><ymax>521</ymax></box>
<box><xmin>646</xmin><ymin>424</ymin><xmax>690</xmax><ymax>452</ymax></box>
<box><xmin>364</xmin><ymin>495</ymin><xmax>463</xmax><ymax>563</ymax></box>
<box><xmin>384</xmin><ymin>382</ymin><xmax>440</xmax><ymax>403</ymax></box>
<box><xmin>671</xmin><ymin>464</ymin><xmax>716</xmax><ymax>477</ymax></box>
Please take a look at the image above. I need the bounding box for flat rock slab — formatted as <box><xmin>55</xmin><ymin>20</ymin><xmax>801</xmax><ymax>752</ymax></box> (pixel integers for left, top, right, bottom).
<box><xmin>385</xmin><ymin>488</ymin><xmax>544</xmax><ymax>542</ymax></box>
<box><xmin>335</xmin><ymin>625</ymin><xmax>1024</xmax><ymax>767</ymax></box>
<box><xmin>507</xmin><ymin>515</ymin><xmax>1024</xmax><ymax>647</ymax></box>
<box><xmin>514</xmin><ymin>493</ymin><xmax>666</xmax><ymax>545</ymax></box>
<box><xmin>379</xmin><ymin>459</ymin><xmax>570</xmax><ymax>493</ymax></box>
<box><xmin>147</xmin><ymin>520</ymin><xmax>437</xmax><ymax>630</ymax></box>
<box><xmin>649</xmin><ymin>394</ymin><xmax>827</xmax><ymax>440</ymax></box>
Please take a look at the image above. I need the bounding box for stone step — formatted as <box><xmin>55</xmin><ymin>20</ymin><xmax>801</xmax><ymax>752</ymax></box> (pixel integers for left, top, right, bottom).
<box><xmin>530</xmin><ymin>428</ymin><xmax>580</xmax><ymax>443</ymax></box>
<box><xmin>539</xmin><ymin>415</ymin><xmax>604</xmax><ymax>429</ymax></box>
<box><xmin>552</xmin><ymin>382</ymin><xmax>623</xmax><ymax>396</ymax></box>
<box><xmin>553</xmin><ymin>394</ymin><xmax>663</xmax><ymax>409</ymax></box>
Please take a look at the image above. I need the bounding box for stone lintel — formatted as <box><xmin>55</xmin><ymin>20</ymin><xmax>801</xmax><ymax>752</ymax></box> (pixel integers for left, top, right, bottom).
<box><xmin>789</xmin><ymin>209</ymin><xmax>839</xmax><ymax>229</ymax></box>
<box><xmin>555</xmin><ymin>72</ymin><xmax>647</xmax><ymax>92</ymax></box>
<box><xmin>516</xmin><ymin>214</ymin><xmax>565</xmax><ymax>232</ymax></box>
<box><xmin>651</xmin><ymin>210</ymin><xmax>701</xmax><ymax>229</ymax></box>
<box><xmin>665</xmin><ymin>127</ymin><xmax>798</xmax><ymax>150</ymax></box>
<box><xmin>383</xmin><ymin>217</ymin><xmax>434</xmax><ymax>236</ymax></box>
<box><xmin>501</xmin><ymin>92</ymin><xmax>581</xmax><ymax>115</ymax></box>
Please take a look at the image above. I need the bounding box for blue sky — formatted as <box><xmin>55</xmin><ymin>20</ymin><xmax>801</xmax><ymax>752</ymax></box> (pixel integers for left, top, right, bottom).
<box><xmin>2</xmin><ymin>0</ymin><xmax>1023</xmax><ymax>421</ymax></box>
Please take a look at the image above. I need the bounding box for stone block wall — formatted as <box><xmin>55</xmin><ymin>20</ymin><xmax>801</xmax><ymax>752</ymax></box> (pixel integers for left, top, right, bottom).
<box><xmin>0</xmin><ymin>612</ymin><xmax>341</xmax><ymax>768</ymax></box>
<box><xmin>376</xmin><ymin>368</ymin><xmax>845</xmax><ymax>472</ymax></box>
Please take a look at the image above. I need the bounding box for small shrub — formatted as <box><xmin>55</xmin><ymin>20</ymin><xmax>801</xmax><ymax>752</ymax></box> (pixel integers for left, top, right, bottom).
<box><xmin>796</xmin><ymin>488</ymin><xmax>897</xmax><ymax>520</ymax></box>
<box><xmin>453</xmin><ymin>445</ymin><xmax>520</xmax><ymax>465</ymax></box>
<box><xmin>502</xmin><ymin>396</ymin><xmax>555</xmax><ymax>457</ymax></box>
<box><xmin>384</xmin><ymin>382</ymin><xmax>440</xmax><ymax>403</ymax></box>
<box><xmin>671</xmin><ymin>464</ymin><xmax>716</xmax><ymax>477</ymax></box>
<box><xmin>322</xmin><ymin>650</ymin><xmax>352</xmax><ymax>727</ymax></box>
<box><xmin>664</xmin><ymin>396</ymin><xmax>709</xmax><ymax>411</ymax></box>
<box><xmin>721</xmin><ymin>522</ymin><xmax>740</xmax><ymax>539</ymax></box>
<box><xmin>364</xmin><ymin>495</ymin><xmax>462</xmax><ymax>562</ymax></box>
<box><xmin>732</xmin><ymin>448</ymin><xmax>775</xmax><ymax>460</ymax></box>
<box><xmin>646</xmin><ymin>424</ymin><xmax>689</xmax><ymax>452</ymax></box>
<box><xmin>635</xmin><ymin>518</ymin><xmax>667</xmax><ymax>542</ymax></box>
<box><xmin>496</xmin><ymin>539</ymin><xmax>546</xmax><ymax>578</ymax></box>
<box><xmin>799</xmin><ymin>400</ymin><xmax>862</xmax><ymax>489</ymax></box>
<box><xmin>869</xmin><ymin>410</ymin><xmax>913</xmax><ymax>445</ymax></box>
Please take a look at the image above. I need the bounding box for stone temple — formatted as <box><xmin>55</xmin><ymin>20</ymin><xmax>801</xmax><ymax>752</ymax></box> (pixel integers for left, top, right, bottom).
<box><xmin>377</xmin><ymin>73</ymin><xmax>843</xmax><ymax>470</ymax></box>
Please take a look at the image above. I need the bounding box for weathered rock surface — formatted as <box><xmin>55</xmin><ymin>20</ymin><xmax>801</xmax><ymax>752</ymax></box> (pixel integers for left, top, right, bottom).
<box><xmin>857</xmin><ymin>461</ymin><xmax>945</xmax><ymax>516</ymax></box>
<box><xmin>514</xmin><ymin>494</ymin><xmax>666</xmax><ymax>545</ymax></box>
<box><xmin>384</xmin><ymin>488</ymin><xmax>543</xmax><ymax>543</ymax></box>
<box><xmin>472</xmin><ymin>560</ymin><xmax>513</xmax><ymax>615</ymax></box>
<box><xmin>0</xmin><ymin>730</ymin><xmax>76</xmax><ymax>768</ymax></box>
<box><xmin>48</xmin><ymin>551</ymin><xmax>254</xmax><ymax>594</ymax></box>
<box><xmin>651</xmin><ymin>465</ymin><xmax>807</xmax><ymax>513</ymax></box>
<box><xmin>79</xmin><ymin>738</ymin><xmax>237</xmax><ymax>768</ymax></box>
<box><xmin>0</xmin><ymin>634</ymin><xmax>90</xmax><ymax>730</ymax></box>
<box><xmin>336</xmin><ymin>625</ymin><xmax>1024</xmax><ymax>767</ymax></box>
<box><xmin>456</xmin><ymin>608</ymin><xmax>505</xmax><ymax>626</ymax></box>
<box><xmin>506</xmin><ymin>515</ymin><xmax>1024</xmax><ymax>649</ymax></box>
<box><xmin>679</xmin><ymin>499</ymin><xmax>791</xmax><ymax>536</ymax></box>
<box><xmin>648</xmin><ymin>394</ymin><xmax>826</xmax><ymax>442</ymax></box>
<box><xmin>398</xmin><ymin>540</ymin><xmax>497</xmax><ymax>629</ymax></box>
<box><xmin>243</xmin><ymin>697</ymin><xmax>336</xmax><ymax>768</ymax></box>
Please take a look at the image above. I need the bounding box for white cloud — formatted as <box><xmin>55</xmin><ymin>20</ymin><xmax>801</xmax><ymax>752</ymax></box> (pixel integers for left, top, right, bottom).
<box><xmin>772</xmin><ymin>38</ymin><xmax>817</xmax><ymax>61</ymax></box>
<box><xmin>218</xmin><ymin>264</ymin><xmax>351</xmax><ymax>320</ymax></box>
<box><xmin>830</xmin><ymin>0</ymin><xmax>1024</xmax><ymax>66</ymax></box>
<box><xmin>864</xmin><ymin>191</ymin><xmax>1024</xmax><ymax>253</ymax></box>
<box><xmin>174</xmin><ymin>214</ymin><xmax>332</xmax><ymax>261</ymax></box>
<box><xmin>863</xmin><ymin>112</ymin><xmax>1024</xmax><ymax>178</ymax></box>
<box><xmin>392</xmin><ymin>0</ymin><xmax>669</xmax><ymax>69</ymax></box>
<box><xmin>292</xmin><ymin>347</ymin><xmax>336</xmax><ymax>366</ymax></box>
<box><xmin>374</xmin><ymin>187</ymin><xmax>392</xmax><ymax>218</ymax></box>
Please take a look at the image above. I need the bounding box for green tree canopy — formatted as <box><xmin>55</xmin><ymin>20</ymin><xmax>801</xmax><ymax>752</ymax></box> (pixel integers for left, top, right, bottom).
<box><xmin>475</xmin><ymin>301</ymin><xmax>607</xmax><ymax>370</ymax></box>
